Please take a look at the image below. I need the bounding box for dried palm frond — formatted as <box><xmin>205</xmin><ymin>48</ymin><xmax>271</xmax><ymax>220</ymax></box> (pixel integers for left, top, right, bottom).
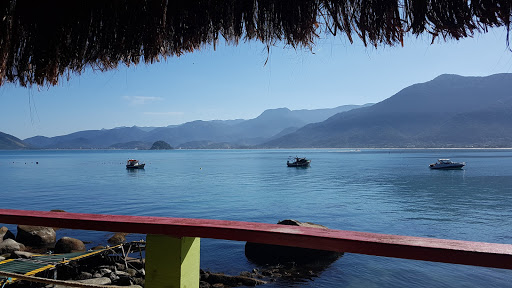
<box><xmin>0</xmin><ymin>0</ymin><xmax>510</xmax><ymax>87</ymax></box>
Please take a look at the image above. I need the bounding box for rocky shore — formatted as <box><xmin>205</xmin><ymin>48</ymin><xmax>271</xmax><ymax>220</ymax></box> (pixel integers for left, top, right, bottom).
<box><xmin>1</xmin><ymin>216</ymin><xmax>342</xmax><ymax>287</ymax></box>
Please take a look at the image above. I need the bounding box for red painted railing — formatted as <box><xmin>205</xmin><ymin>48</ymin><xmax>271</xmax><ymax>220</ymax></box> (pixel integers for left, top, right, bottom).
<box><xmin>1</xmin><ymin>209</ymin><xmax>511</xmax><ymax>269</ymax></box>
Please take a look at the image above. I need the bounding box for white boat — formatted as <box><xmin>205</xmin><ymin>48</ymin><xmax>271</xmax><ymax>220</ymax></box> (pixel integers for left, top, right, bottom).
<box><xmin>429</xmin><ymin>159</ymin><xmax>465</xmax><ymax>170</ymax></box>
<box><xmin>126</xmin><ymin>159</ymin><xmax>145</xmax><ymax>169</ymax></box>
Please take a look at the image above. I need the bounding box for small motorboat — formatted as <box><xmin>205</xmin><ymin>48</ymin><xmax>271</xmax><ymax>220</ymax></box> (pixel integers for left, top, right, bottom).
<box><xmin>429</xmin><ymin>159</ymin><xmax>465</xmax><ymax>170</ymax></box>
<box><xmin>287</xmin><ymin>156</ymin><xmax>311</xmax><ymax>167</ymax></box>
<box><xmin>126</xmin><ymin>159</ymin><xmax>145</xmax><ymax>169</ymax></box>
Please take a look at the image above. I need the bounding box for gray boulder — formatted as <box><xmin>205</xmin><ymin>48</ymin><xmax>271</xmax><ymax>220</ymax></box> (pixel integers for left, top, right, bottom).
<box><xmin>0</xmin><ymin>226</ymin><xmax>15</xmax><ymax>242</ymax></box>
<box><xmin>0</xmin><ymin>239</ymin><xmax>25</xmax><ymax>254</ymax></box>
<box><xmin>98</xmin><ymin>268</ymin><xmax>112</xmax><ymax>275</ymax></box>
<box><xmin>77</xmin><ymin>272</ymin><xmax>93</xmax><ymax>280</ymax></box>
<box><xmin>77</xmin><ymin>277</ymin><xmax>112</xmax><ymax>285</ymax></box>
<box><xmin>12</xmin><ymin>250</ymin><xmax>35</xmax><ymax>259</ymax></box>
<box><xmin>54</xmin><ymin>237</ymin><xmax>86</xmax><ymax>253</ymax></box>
<box><xmin>125</xmin><ymin>268</ymin><xmax>138</xmax><ymax>277</ymax></box>
<box><xmin>245</xmin><ymin>219</ymin><xmax>343</xmax><ymax>265</ymax></box>
<box><xmin>108</xmin><ymin>232</ymin><xmax>128</xmax><ymax>245</ymax></box>
<box><xmin>16</xmin><ymin>225</ymin><xmax>56</xmax><ymax>248</ymax></box>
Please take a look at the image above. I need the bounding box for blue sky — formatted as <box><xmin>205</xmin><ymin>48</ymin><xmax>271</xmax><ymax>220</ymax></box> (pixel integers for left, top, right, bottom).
<box><xmin>1</xmin><ymin>27</ymin><xmax>512</xmax><ymax>140</ymax></box>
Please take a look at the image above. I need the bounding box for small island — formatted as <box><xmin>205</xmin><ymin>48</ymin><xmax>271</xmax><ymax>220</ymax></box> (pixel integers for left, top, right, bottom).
<box><xmin>150</xmin><ymin>140</ymin><xmax>174</xmax><ymax>150</ymax></box>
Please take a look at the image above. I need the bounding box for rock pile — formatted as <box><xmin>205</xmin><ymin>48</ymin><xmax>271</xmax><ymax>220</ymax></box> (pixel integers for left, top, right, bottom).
<box><xmin>1</xmin><ymin>218</ymin><xmax>342</xmax><ymax>287</ymax></box>
<box><xmin>0</xmin><ymin>224</ymin><xmax>145</xmax><ymax>287</ymax></box>
<box><xmin>52</xmin><ymin>251</ymin><xmax>145</xmax><ymax>287</ymax></box>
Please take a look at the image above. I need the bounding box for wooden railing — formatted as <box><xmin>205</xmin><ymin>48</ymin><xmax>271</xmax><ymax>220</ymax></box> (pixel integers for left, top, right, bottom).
<box><xmin>1</xmin><ymin>209</ymin><xmax>511</xmax><ymax>287</ymax></box>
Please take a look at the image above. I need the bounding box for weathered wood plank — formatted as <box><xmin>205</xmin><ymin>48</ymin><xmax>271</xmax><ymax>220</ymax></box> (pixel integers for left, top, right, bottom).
<box><xmin>0</xmin><ymin>209</ymin><xmax>511</xmax><ymax>269</ymax></box>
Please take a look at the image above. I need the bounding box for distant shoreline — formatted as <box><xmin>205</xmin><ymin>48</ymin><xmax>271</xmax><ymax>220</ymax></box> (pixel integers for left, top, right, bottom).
<box><xmin>3</xmin><ymin>147</ymin><xmax>512</xmax><ymax>151</ymax></box>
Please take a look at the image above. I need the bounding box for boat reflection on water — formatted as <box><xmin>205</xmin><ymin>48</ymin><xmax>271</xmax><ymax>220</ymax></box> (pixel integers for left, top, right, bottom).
<box><xmin>126</xmin><ymin>168</ymin><xmax>145</xmax><ymax>173</ymax></box>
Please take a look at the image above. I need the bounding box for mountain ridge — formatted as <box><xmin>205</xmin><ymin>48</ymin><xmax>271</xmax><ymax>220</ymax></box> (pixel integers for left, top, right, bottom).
<box><xmin>7</xmin><ymin>73</ymin><xmax>512</xmax><ymax>149</ymax></box>
<box><xmin>262</xmin><ymin>73</ymin><xmax>512</xmax><ymax>148</ymax></box>
<box><xmin>0</xmin><ymin>131</ymin><xmax>31</xmax><ymax>150</ymax></box>
<box><xmin>22</xmin><ymin>104</ymin><xmax>371</xmax><ymax>149</ymax></box>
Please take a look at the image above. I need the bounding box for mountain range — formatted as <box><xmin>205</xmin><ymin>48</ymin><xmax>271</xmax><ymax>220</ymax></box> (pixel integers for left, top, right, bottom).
<box><xmin>262</xmin><ymin>73</ymin><xmax>512</xmax><ymax>148</ymax></box>
<box><xmin>2</xmin><ymin>73</ymin><xmax>512</xmax><ymax>150</ymax></box>
<box><xmin>19</xmin><ymin>104</ymin><xmax>371</xmax><ymax>149</ymax></box>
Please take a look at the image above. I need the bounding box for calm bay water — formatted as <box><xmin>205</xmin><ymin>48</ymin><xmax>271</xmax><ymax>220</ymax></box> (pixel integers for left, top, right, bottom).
<box><xmin>1</xmin><ymin>149</ymin><xmax>511</xmax><ymax>287</ymax></box>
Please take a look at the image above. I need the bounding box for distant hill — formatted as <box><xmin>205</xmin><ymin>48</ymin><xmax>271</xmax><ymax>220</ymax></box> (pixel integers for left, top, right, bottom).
<box><xmin>0</xmin><ymin>131</ymin><xmax>31</xmax><ymax>149</ymax></box>
<box><xmin>262</xmin><ymin>74</ymin><xmax>512</xmax><ymax>148</ymax></box>
<box><xmin>150</xmin><ymin>141</ymin><xmax>174</xmax><ymax>150</ymax></box>
<box><xmin>144</xmin><ymin>120</ymin><xmax>238</xmax><ymax>147</ymax></box>
<box><xmin>25</xmin><ymin>126</ymin><xmax>149</xmax><ymax>149</ymax></box>
<box><xmin>23</xmin><ymin>104</ymin><xmax>371</xmax><ymax>149</ymax></box>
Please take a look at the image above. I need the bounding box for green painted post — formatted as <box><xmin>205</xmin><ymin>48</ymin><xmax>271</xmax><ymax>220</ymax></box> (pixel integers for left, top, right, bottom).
<box><xmin>145</xmin><ymin>234</ymin><xmax>200</xmax><ymax>288</ymax></box>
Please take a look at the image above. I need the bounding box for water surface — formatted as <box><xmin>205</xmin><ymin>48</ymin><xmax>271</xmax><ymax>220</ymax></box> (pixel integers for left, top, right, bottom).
<box><xmin>1</xmin><ymin>149</ymin><xmax>511</xmax><ymax>287</ymax></box>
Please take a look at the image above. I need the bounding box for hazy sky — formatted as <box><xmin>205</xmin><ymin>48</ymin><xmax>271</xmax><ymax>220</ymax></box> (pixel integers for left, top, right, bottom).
<box><xmin>1</xmin><ymin>27</ymin><xmax>512</xmax><ymax>139</ymax></box>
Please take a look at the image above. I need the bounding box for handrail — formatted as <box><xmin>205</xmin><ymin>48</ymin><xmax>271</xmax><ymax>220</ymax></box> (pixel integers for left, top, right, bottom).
<box><xmin>1</xmin><ymin>209</ymin><xmax>511</xmax><ymax>269</ymax></box>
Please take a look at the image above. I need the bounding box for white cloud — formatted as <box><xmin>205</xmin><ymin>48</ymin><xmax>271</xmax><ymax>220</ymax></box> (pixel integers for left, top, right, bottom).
<box><xmin>123</xmin><ymin>96</ymin><xmax>163</xmax><ymax>105</ymax></box>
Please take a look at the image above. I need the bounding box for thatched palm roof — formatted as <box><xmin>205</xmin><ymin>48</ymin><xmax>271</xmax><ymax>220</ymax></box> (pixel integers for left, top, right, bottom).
<box><xmin>0</xmin><ymin>0</ymin><xmax>510</xmax><ymax>87</ymax></box>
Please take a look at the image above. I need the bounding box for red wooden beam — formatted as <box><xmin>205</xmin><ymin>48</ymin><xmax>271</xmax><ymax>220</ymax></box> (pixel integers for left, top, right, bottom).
<box><xmin>1</xmin><ymin>209</ymin><xmax>511</xmax><ymax>269</ymax></box>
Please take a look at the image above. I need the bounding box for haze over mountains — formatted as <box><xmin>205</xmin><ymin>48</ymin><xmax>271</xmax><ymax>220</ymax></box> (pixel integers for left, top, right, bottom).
<box><xmin>2</xmin><ymin>73</ymin><xmax>512</xmax><ymax>149</ymax></box>
<box><xmin>20</xmin><ymin>104</ymin><xmax>371</xmax><ymax>149</ymax></box>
